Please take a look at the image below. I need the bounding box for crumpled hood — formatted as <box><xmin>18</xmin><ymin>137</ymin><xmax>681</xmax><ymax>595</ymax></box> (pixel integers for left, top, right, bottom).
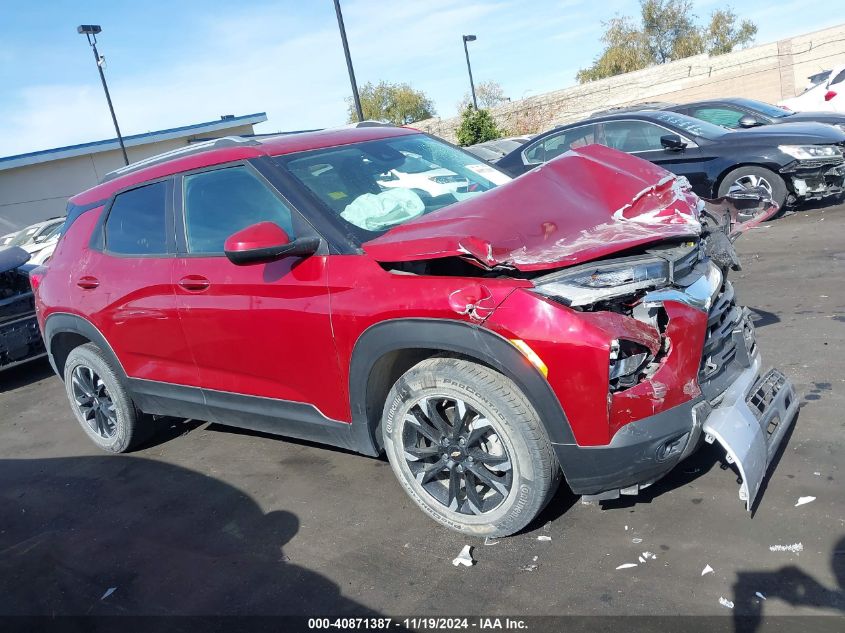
<box><xmin>363</xmin><ymin>144</ymin><xmax>701</xmax><ymax>271</ymax></box>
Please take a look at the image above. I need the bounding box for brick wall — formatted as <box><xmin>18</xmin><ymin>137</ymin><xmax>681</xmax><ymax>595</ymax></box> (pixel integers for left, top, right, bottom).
<box><xmin>417</xmin><ymin>23</ymin><xmax>845</xmax><ymax>143</ymax></box>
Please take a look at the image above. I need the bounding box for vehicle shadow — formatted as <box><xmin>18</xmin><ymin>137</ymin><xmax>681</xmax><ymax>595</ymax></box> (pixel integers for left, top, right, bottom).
<box><xmin>747</xmin><ymin>307</ymin><xmax>780</xmax><ymax>328</ymax></box>
<box><xmin>0</xmin><ymin>455</ymin><xmax>392</xmax><ymax>617</ymax></box>
<box><xmin>732</xmin><ymin>535</ymin><xmax>845</xmax><ymax>633</ymax></box>
<box><xmin>596</xmin><ymin>440</ymin><xmax>724</xmax><ymax>510</ymax></box>
<box><xmin>0</xmin><ymin>357</ymin><xmax>54</xmax><ymax>394</ymax></box>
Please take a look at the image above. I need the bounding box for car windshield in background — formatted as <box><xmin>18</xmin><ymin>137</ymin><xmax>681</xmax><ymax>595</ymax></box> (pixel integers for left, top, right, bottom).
<box><xmin>649</xmin><ymin>111</ymin><xmax>729</xmax><ymax>139</ymax></box>
<box><xmin>277</xmin><ymin>134</ymin><xmax>510</xmax><ymax>241</ymax></box>
<box><xmin>736</xmin><ymin>98</ymin><xmax>792</xmax><ymax>118</ymax></box>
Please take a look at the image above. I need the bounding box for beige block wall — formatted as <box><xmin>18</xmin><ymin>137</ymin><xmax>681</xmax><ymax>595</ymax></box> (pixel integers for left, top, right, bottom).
<box><xmin>0</xmin><ymin>123</ymin><xmax>256</xmax><ymax>231</ymax></box>
<box><xmin>418</xmin><ymin>23</ymin><xmax>845</xmax><ymax>143</ymax></box>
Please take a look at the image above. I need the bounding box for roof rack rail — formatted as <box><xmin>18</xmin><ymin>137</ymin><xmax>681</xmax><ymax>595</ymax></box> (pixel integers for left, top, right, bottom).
<box><xmin>101</xmin><ymin>136</ymin><xmax>261</xmax><ymax>182</ymax></box>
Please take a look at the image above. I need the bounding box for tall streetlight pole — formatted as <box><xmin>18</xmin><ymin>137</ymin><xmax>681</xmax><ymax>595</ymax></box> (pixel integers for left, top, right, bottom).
<box><xmin>77</xmin><ymin>24</ymin><xmax>129</xmax><ymax>166</ymax></box>
<box><xmin>462</xmin><ymin>34</ymin><xmax>478</xmax><ymax>109</ymax></box>
<box><xmin>333</xmin><ymin>0</ymin><xmax>364</xmax><ymax>122</ymax></box>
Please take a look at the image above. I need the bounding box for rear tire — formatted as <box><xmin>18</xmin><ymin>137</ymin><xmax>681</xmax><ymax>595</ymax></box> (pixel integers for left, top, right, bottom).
<box><xmin>382</xmin><ymin>357</ymin><xmax>560</xmax><ymax>537</ymax></box>
<box><xmin>717</xmin><ymin>166</ymin><xmax>788</xmax><ymax>218</ymax></box>
<box><xmin>63</xmin><ymin>343</ymin><xmax>149</xmax><ymax>453</ymax></box>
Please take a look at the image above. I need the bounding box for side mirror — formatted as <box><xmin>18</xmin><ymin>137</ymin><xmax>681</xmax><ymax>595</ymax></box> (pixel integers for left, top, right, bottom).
<box><xmin>223</xmin><ymin>221</ymin><xmax>319</xmax><ymax>266</ymax></box>
<box><xmin>660</xmin><ymin>134</ymin><xmax>686</xmax><ymax>151</ymax></box>
<box><xmin>738</xmin><ymin>115</ymin><xmax>762</xmax><ymax>128</ymax></box>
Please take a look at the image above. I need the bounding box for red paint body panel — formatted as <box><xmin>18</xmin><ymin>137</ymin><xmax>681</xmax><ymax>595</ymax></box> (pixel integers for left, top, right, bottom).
<box><xmin>172</xmin><ymin>254</ymin><xmax>345</xmax><ymax>418</ymax></box>
<box><xmin>363</xmin><ymin>144</ymin><xmax>701</xmax><ymax>271</ymax></box>
<box><xmin>484</xmin><ymin>290</ymin><xmax>706</xmax><ymax>445</ymax></box>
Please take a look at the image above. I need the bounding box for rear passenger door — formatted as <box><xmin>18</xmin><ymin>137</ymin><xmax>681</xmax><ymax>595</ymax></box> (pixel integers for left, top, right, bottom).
<box><xmin>522</xmin><ymin>124</ymin><xmax>598</xmax><ymax>166</ymax></box>
<box><xmin>172</xmin><ymin>163</ymin><xmax>342</xmax><ymax>413</ymax></box>
<box><xmin>78</xmin><ymin>179</ymin><xmax>196</xmax><ymax>385</ymax></box>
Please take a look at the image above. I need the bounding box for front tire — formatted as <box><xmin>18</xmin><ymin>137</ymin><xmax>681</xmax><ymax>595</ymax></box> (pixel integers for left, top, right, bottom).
<box><xmin>382</xmin><ymin>357</ymin><xmax>560</xmax><ymax>537</ymax></box>
<box><xmin>717</xmin><ymin>166</ymin><xmax>788</xmax><ymax>218</ymax></box>
<box><xmin>63</xmin><ymin>343</ymin><xmax>148</xmax><ymax>453</ymax></box>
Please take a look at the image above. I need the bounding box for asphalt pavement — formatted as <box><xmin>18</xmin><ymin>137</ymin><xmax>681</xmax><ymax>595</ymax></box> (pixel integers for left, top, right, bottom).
<box><xmin>1</xmin><ymin>200</ymin><xmax>843</xmax><ymax>622</ymax></box>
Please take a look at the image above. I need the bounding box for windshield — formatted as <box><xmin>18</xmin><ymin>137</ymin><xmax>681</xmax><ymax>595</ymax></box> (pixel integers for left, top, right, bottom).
<box><xmin>736</xmin><ymin>98</ymin><xmax>792</xmax><ymax>119</ymax></box>
<box><xmin>8</xmin><ymin>225</ymin><xmax>41</xmax><ymax>247</ymax></box>
<box><xmin>277</xmin><ymin>134</ymin><xmax>511</xmax><ymax>242</ymax></box>
<box><xmin>649</xmin><ymin>111</ymin><xmax>729</xmax><ymax>140</ymax></box>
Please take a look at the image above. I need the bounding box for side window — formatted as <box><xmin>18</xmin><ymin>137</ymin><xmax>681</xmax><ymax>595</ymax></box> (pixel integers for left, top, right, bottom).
<box><xmin>105</xmin><ymin>181</ymin><xmax>168</xmax><ymax>255</ymax></box>
<box><xmin>183</xmin><ymin>166</ymin><xmax>295</xmax><ymax>254</ymax></box>
<box><xmin>602</xmin><ymin>121</ymin><xmax>668</xmax><ymax>153</ymax></box>
<box><xmin>688</xmin><ymin>106</ymin><xmax>744</xmax><ymax>128</ymax></box>
<box><xmin>830</xmin><ymin>69</ymin><xmax>845</xmax><ymax>86</ymax></box>
<box><xmin>524</xmin><ymin>125</ymin><xmax>597</xmax><ymax>164</ymax></box>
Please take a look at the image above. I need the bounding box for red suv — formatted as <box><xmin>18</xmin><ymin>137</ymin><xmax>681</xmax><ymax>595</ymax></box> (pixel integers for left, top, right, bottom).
<box><xmin>34</xmin><ymin>127</ymin><xmax>798</xmax><ymax>536</ymax></box>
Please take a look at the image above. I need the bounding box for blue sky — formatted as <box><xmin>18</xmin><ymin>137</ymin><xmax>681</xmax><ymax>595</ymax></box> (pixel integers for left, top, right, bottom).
<box><xmin>0</xmin><ymin>0</ymin><xmax>841</xmax><ymax>156</ymax></box>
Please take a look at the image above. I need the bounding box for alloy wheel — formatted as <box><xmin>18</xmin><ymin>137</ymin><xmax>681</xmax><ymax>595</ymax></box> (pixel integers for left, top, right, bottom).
<box><xmin>731</xmin><ymin>174</ymin><xmax>773</xmax><ymax>194</ymax></box>
<box><xmin>71</xmin><ymin>365</ymin><xmax>118</xmax><ymax>439</ymax></box>
<box><xmin>401</xmin><ymin>396</ymin><xmax>513</xmax><ymax>515</ymax></box>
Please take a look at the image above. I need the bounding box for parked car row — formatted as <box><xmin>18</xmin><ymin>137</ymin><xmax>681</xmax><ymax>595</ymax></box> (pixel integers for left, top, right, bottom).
<box><xmin>0</xmin><ymin>246</ymin><xmax>45</xmax><ymax>372</ymax></box>
<box><xmin>492</xmin><ymin>98</ymin><xmax>845</xmax><ymax>212</ymax></box>
<box><xmin>30</xmin><ymin>126</ymin><xmax>797</xmax><ymax>536</ymax></box>
<box><xmin>1</xmin><ymin>216</ymin><xmax>66</xmax><ymax>265</ymax></box>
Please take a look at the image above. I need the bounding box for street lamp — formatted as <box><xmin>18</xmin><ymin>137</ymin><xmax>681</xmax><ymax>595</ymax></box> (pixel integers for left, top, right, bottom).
<box><xmin>462</xmin><ymin>34</ymin><xmax>478</xmax><ymax>110</ymax></box>
<box><xmin>333</xmin><ymin>0</ymin><xmax>364</xmax><ymax>122</ymax></box>
<box><xmin>77</xmin><ymin>24</ymin><xmax>129</xmax><ymax>166</ymax></box>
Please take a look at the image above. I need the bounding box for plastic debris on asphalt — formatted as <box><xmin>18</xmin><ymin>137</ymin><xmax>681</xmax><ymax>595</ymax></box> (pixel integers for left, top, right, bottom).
<box><xmin>638</xmin><ymin>556</ymin><xmax>646</xmax><ymax>563</ymax></box>
<box><xmin>769</xmin><ymin>543</ymin><xmax>804</xmax><ymax>553</ymax></box>
<box><xmin>701</xmin><ymin>564</ymin><xmax>714</xmax><ymax>576</ymax></box>
<box><xmin>719</xmin><ymin>597</ymin><xmax>734</xmax><ymax>609</ymax></box>
<box><xmin>616</xmin><ymin>563</ymin><xmax>638</xmax><ymax>570</ymax></box>
<box><xmin>521</xmin><ymin>564</ymin><xmax>538</xmax><ymax>572</ymax></box>
<box><xmin>100</xmin><ymin>587</ymin><xmax>117</xmax><ymax>600</ymax></box>
<box><xmin>537</xmin><ymin>535</ymin><xmax>552</xmax><ymax>542</ymax></box>
<box><xmin>795</xmin><ymin>496</ymin><xmax>816</xmax><ymax>507</ymax></box>
<box><xmin>452</xmin><ymin>545</ymin><xmax>475</xmax><ymax>567</ymax></box>
<box><xmin>484</xmin><ymin>536</ymin><xmax>500</xmax><ymax>546</ymax></box>
<box><xmin>632</xmin><ymin>538</ymin><xmax>643</xmax><ymax>544</ymax></box>
<box><xmin>756</xmin><ymin>592</ymin><xmax>767</xmax><ymax>600</ymax></box>
<box><xmin>813</xmin><ymin>472</ymin><xmax>821</xmax><ymax>476</ymax></box>
<box><xmin>642</xmin><ymin>552</ymin><xmax>655</xmax><ymax>560</ymax></box>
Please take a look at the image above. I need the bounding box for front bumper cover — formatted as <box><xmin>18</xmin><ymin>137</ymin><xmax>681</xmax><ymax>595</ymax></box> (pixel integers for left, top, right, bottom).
<box><xmin>553</xmin><ymin>262</ymin><xmax>798</xmax><ymax>508</ymax></box>
<box><xmin>780</xmin><ymin>160</ymin><xmax>845</xmax><ymax>200</ymax></box>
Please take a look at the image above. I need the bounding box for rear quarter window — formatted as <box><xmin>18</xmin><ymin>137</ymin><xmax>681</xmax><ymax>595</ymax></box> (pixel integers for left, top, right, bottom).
<box><xmin>104</xmin><ymin>181</ymin><xmax>168</xmax><ymax>255</ymax></box>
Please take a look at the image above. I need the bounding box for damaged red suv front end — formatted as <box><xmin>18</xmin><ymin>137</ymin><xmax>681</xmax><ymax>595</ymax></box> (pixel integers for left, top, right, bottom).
<box><xmin>365</xmin><ymin>143</ymin><xmax>798</xmax><ymax>509</ymax></box>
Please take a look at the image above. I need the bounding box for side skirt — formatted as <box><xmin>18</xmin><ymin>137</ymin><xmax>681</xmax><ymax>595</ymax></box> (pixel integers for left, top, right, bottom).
<box><xmin>126</xmin><ymin>378</ymin><xmax>364</xmax><ymax>454</ymax></box>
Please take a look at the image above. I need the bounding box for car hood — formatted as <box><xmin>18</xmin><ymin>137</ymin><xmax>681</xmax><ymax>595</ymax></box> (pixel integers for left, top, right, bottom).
<box><xmin>0</xmin><ymin>246</ymin><xmax>31</xmax><ymax>273</ymax></box>
<box><xmin>726</xmin><ymin>121</ymin><xmax>845</xmax><ymax>144</ymax></box>
<box><xmin>363</xmin><ymin>144</ymin><xmax>702</xmax><ymax>272</ymax></box>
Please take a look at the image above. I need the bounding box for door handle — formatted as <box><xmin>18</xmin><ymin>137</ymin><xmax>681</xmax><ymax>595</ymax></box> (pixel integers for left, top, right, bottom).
<box><xmin>76</xmin><ymin>276</ymin><xmax>99</xmax><ymax>289</ymax></box>
<box><xmin>178</xmin><ymin>275</ymin><xmax>210</xmax><ymax>292</ymax></box>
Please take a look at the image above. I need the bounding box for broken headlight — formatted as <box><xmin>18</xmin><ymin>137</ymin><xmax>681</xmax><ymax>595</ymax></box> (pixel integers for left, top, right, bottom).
<box><xmin>532</xmin><ymin>257</ymin><xmax>670</xmax><ymax>307</ymax></box>
<box><xmin>609</xmin><ymin>339</ymin><xmax>653</xmax><ymax>391</ymax></box>
<box><xmin>778</xmin><ymin>144</ymin><xmax>843</xmax><ymax>160</ymax></box>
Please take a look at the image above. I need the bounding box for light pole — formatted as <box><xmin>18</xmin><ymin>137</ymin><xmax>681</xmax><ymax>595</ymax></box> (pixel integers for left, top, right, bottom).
<box><xmin>77</xmin><ymin>24</ymin><xmax>129</xmax><ymax>166</ymax></box>
<box><xmin>333</xmin><ymin>0</ymin><xmax>364</xmax><ymax>122</ymax></box>
<box><xmin>462</xmin><ymin>34</ymin><xmax>478</xmax><ymax>109</ymax></box>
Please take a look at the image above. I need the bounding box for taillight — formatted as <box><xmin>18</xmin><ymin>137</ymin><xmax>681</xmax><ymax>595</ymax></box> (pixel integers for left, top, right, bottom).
<box><xmin>29</xmin><ymin>266</ymin><xmax>46</xmax><ymax>292</ymax></box>
<box><xmin>825</xmin><ymin>90</ymin><xmax>837</xmax><ymax>102</ymax></box>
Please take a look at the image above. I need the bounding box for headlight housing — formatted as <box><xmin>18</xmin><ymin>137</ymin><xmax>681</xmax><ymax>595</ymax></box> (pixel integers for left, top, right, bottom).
<box><xmin>532</xmin><ymin>257</ymin><xmax>670</xmax><ymax>307</ymax></box>
<box><xmin>778</xmin><ymin>144</ymin><xmax>843</xmax><ymax>160</ymax></box>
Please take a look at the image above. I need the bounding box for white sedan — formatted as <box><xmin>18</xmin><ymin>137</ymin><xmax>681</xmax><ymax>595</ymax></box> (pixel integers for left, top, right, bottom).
<box><xmin>780</xmin><ymin>64</ymin><xmax>845</xmax><ymax>114</ymax></box>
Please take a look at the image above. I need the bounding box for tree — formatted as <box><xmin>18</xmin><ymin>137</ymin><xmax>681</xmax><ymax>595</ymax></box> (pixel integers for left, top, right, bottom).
<box><xmin>577</xmin><ymin>0</ymin><xmax>757</xmax><ymax>83</ymax></box>
<box><xmin>457</xmin><ymin>80</ymin><xmax>509</xmax><ymax>111</ymax></box>
<box><xmin>347</xmin><ymin>81</ymin><xmax>435</xmax><ymax>125</ymax></box>
<box><xmin>456</xmin><ymin>106</ymin><xmax>503</xmax><ymax>146</ymax></box>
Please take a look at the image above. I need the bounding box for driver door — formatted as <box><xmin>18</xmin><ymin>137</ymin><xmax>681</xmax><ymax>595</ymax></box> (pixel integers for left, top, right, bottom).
<box><xmin>172</xmin><ymin>163</ymin><xmax>342</xmax><ymax>414</ymax></box>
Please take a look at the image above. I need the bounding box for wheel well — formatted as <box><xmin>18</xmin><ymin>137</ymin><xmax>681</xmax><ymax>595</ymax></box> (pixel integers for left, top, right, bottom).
<box><xmin>50</xmin><ymin>331</ymin><xmax>91</xmax><ymax>377</ymax></box>
<box><xmin>364</xmin><ymin>348</ymin><xmax>496</xmax><ymax>452</ymax></box>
